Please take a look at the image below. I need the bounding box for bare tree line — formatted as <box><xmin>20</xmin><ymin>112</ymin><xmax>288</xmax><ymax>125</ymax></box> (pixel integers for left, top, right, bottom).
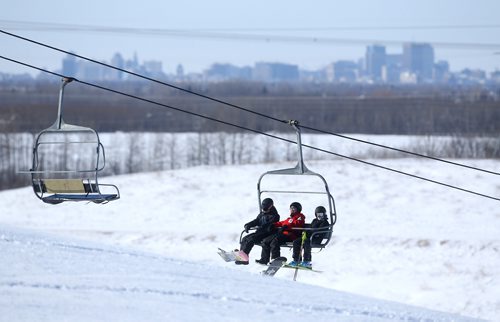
<box><xmin>1</xmin><ymin>132</ymin><xmax>498</xmax><ymax>191</ymax></box>
<box><xmin>1</xmin><ymin>81</ymin><xmax>499</xmax><ymax>190</ymax></box>
<box><xmin>1</xmin><ymin>80</ymin><xmax>499</xmax><ymax>135</ymax></box>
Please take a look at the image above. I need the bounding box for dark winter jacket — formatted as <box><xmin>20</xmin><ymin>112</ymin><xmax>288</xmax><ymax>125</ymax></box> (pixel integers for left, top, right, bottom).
<box><xmin>273</xmin><ymin>212</ymin><xmax>305</xmax><ymax>240</ymax></box>
<box><xmin>309</xmin><ymin>218</ymin><xmax>330</xmax><ymax>245</ymax></box>
<box><xmin>245</xmin><ymin>207</ymin><xmax>280</xmax><ymax>233</ymax></box>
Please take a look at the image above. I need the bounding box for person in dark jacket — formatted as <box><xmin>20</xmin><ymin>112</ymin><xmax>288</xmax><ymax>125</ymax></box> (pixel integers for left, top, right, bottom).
<box><xmin>288</xmin><ymin>206</ymin><xmax>330</xmax><ymax>269</ymax></box>
<box><xmin>256</xmin><ymin>202</ymin><xmax>305</xmax><ymax>265</ymax></box>
<box><xmin>236</xmin><ymin>198</ymin><xmax>280</xmax><ymax>264</ymax></box>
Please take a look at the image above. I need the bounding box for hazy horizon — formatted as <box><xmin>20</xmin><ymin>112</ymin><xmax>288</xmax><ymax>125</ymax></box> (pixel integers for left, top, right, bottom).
<box><xmin>1</xmin><ymin>0</ymin><xmax>500</xmax><ymax>77</ymax></box>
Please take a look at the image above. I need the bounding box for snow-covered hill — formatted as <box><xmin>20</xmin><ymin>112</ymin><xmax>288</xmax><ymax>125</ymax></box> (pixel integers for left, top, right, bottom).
<box><xmin>0</xmin><ymin>226</ymin><xmax>481</xmax><ymax>322</ymax></box>
<box><xmin>1</xmin><ymin>158</ymin><xmax>499</xmax><ymax>320</ymax></box>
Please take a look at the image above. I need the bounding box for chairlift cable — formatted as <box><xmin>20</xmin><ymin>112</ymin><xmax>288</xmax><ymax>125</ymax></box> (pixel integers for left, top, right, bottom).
<box><xmin>0</xmin><ymin>29</ymin><xmax>288</xmax><ymax>126</ymax></box>
<box><xmin>1</xmin><ymin>29</ymin><xmax>497</xmax><ymax>177</ymax></box>
<box><xmin>1</xmin><ymin>54</ymin><xmax>499</xmax><ymax>202</ymax></box>
<box><xmin>2</xmin><ymin>24</ymin><xmax>500</xmax><ymax>49</ymax></box>
<box><xmin>4</xmin><ymin>19</ymin><xmax>500</xmax><ymax>33</ymax></box>
<box><xmin>1</xmin><ymin>29</ymin><xmax>498</xmax><ymax>176</ymax></box>
<box><xmin>299</xmin><ymin>125</ymin><xmax>500</xmax><ymax>176</ymax></box>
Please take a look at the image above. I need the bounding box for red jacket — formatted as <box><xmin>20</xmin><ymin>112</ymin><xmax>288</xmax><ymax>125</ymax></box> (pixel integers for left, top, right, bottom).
<box><xmin>273</xmin><ymin>212</ymin><xmax>305</xmax><ymax>240</ymax></box>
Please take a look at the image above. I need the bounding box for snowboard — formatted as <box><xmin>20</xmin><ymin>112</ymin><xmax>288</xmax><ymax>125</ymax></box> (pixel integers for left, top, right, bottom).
<box><xmin>217</xmin><ymin>248</ymin><xmax>248</xmax><ymax>263</ymax></box>
<box><xmin>261</xmin><ymin>257</ymin><xmax>287</xmax><ymax>276</ymax></box>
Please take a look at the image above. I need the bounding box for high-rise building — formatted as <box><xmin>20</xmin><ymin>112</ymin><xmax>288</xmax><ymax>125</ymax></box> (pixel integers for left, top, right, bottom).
<box><xmin>252</xmin><ymin>62</ymin><xmax>299</xmax><ymax>82</ymax></box>
<box><xmin>205</xmin><ymin>63</ymin><xmax>252</xmax><ymax>81</ymax></box>
<box><xmin>434</xmin><ymin>60</ymin><xmax>450</xmax><ymax>83</ymax></box>
<box><xmin>143</xmin><ymin>60</ymin><xmax>163</xmax><ymax>78</ymax></box>
<box><xmin>403</xmin><ymin>43</ymin><xmax>435</xmax><ymax>82</ymax></box>
<box><xmin>332</xmin><ymin>60</ymin><xmax>358</xmax><ymax>82</ymax></box>
<box><xmin>385</xmin><ymin>54</ymin><xmax>403</xmax><ymax>83</ymax></box>
<box><xmin>176</xmin><ymin>64</ymin><xmax>184</xmax><ymax>79</ymax></box>
<box><xmin>75</xmin><ymin>60</ymin><xmax>106</xmax><ymax>80</ymax></box>
<box><xmin>110</xmin><ymin>53</ymin><xmax>125</xmax><ymax>80</ymax></box>
<box><xmin>62</xmin><ymin>54</ymin><xmax>77</xmax><ymax>76</ymax></box>
<box><xmin>365</xmin><ymin>45</ymin><xmax>386</xmax><ymax>82</ymax></box>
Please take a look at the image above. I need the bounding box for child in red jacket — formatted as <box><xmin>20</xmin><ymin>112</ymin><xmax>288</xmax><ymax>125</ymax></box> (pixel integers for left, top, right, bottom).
<box><xmin>256</xmin><ymin>202</ymin><xmax>305</xmax><ymax>265</ymax></box>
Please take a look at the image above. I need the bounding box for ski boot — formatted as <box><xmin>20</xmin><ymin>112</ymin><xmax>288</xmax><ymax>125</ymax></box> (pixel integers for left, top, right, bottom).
<box><xmin>235</xmin><ymin>250</ymin><xmax>249</xmax><ymax>265</ymax></box>
<box><xmin>255</xmin><ymin>259</ymin><xmax>268</xmax><ymax>265</ymax></box>
<box><xmin>299</xmin><ymin>261</ymin><xmax>312</xmax><ymax>269</ymax></box>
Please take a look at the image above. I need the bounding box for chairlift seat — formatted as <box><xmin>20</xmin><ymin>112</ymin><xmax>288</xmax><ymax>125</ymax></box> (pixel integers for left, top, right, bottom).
<box><xmin>32</xmin><ymin>178</ymin><xmax>119</xmax><ymax>204</ymax></box>
<box><xmin>41</xmin><ymin>193</ymin><xmax>118</xmax><ymax>205</ymax></box>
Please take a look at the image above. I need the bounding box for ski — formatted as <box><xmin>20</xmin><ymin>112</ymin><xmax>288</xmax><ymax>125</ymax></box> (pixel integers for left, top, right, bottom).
<box><xmin>282</xmin><ymin>264</ymin><xmax>323</xmax><ymax>273</ymax></box>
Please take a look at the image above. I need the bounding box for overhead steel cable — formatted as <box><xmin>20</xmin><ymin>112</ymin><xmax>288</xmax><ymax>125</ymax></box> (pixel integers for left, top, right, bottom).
<box><xmin>1</xmin><ymin>54</ymin><xmax>499</xmax><ymax>202</ymax></box>
<box><xmin>1</xmin><ymin>29</ymin><xmax>498</xmax><ymax>177</ymax></box>
<box><xmin>3</xmin><ymin>19</ymin><xmax>500</xmax><ymax>32</ymax></box>
<box><xmin>299</xmin><ymin>125</ymin><xmax>500</xmax><ymax>176</ymax></box>
<box><xmin>0</xmin><ymin>29</ymin><xmax>288</xmax><ymax>126</ymax></box>
<box><xmin>2</xmin><ymin>29</ymin><xmax>500</xmax><ymax>176</ymax></box>
<box><xmin>2</xmin><ymin>23</ymin><xmax>500</xmax><ymax>49</ymax></box>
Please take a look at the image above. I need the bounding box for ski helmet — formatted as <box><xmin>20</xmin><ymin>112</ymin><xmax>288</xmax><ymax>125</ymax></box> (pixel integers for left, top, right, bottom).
<box><xmin>290</xmin><ymin>202</ymin><xmax>302</xmax><ymax>213</ymax></box>
<box><xmin>315</xmin><ymin>206</ymin><xmax>327</xmax><ymax>220</ymax></box>
<box><xmin>261</xmin><ymin>198</ymin><xmax>273</xmax><ymax>211</ymax></box>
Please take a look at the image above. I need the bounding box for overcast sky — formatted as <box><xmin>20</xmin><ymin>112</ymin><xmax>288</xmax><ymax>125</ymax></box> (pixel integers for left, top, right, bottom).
<box><xmin>1</xmin><ymin>0</ymin><xmax>499</xmax><ymax>76</ymax></box>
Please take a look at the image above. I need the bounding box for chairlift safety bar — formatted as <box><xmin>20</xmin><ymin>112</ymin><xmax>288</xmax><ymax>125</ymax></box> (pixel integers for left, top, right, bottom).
<box><xmin>260</xmin><ymin>190</ymin><xmax>330</xmax><ymax>195</ymax></box>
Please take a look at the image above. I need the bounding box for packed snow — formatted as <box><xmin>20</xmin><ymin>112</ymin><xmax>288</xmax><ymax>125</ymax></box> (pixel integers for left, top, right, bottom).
<box><xmin>1</xmin><ymin>158</ymin><xmax>499</xmax><ymax>321</ymax></box>
<box><xmin>0</xmin><ymin>225</ymin><xmax>483</xmax><ymax>322</ymax></box>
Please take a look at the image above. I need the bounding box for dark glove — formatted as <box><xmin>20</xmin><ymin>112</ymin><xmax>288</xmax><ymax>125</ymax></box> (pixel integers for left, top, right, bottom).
<box><xmin>278</xmin><ymin>225</ymin><xmax>288</xmax><ymax>233</ymax></box>
<box><xmin>244</xmin><ymin>224</ymin><xmax>250</xmax><ymax>233</ymax></box>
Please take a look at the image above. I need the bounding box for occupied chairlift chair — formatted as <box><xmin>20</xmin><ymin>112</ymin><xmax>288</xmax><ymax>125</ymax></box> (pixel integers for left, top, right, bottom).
<box><xmin>25</xmin><ymin>77</ymin><xmax>120</xmax><ymax>204</ymax></box>
<box><xmin>240</xmin><ymin>120</ymin><xmax>337</xmax><ymax>250</ymax></box>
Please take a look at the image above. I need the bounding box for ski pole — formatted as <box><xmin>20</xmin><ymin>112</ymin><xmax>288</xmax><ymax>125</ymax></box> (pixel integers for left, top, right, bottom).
<box><xmin>293</xmin><ymin>231</ymin><xmax>307</xmax><ymax>281</ymax></box>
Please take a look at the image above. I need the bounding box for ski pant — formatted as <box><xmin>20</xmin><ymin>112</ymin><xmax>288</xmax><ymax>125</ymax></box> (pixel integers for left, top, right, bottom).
<box><xmin>292</xmin><ymin>237</ymin><xmax>312</xmax><ymax>262</ymax></box>
<box><xmin>240</xmin><ymin>230</ymin><xmax>272</xmax><ymax>255</ymax></box>
<box><xmin>259</xmin><ymin>233</ymin><xmax>291</xmax><ymax>263</ymax></box>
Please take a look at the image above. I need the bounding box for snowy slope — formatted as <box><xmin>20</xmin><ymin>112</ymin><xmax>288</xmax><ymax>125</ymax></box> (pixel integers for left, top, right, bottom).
<box><xmin>0</xmin><ymin>158</ymin><xmax>499</xmax><ymax>320</ymax></box>
<box><xmin>0</xmin><ymin>226</ymin><xmax>481</xmax><ymax>322</ymax></box>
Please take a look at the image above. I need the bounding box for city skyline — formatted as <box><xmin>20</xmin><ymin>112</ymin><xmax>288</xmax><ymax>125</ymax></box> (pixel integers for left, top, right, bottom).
<box><xmin>5</xmin><ymin>41</ymin><xmax>494</xmax><ymax>86</ymax></box>
<box><xmin>1</xmin><ymin>1</ymin><xmax>500</xmax><ymax>76</ymax></box>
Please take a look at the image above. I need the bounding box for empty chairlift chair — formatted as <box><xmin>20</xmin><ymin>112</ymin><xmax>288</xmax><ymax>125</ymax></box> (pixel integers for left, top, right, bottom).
<box><xmin>27</xmin><ymin>77</ymin><xmax>120</xmax><ymax>204</ymax></box>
